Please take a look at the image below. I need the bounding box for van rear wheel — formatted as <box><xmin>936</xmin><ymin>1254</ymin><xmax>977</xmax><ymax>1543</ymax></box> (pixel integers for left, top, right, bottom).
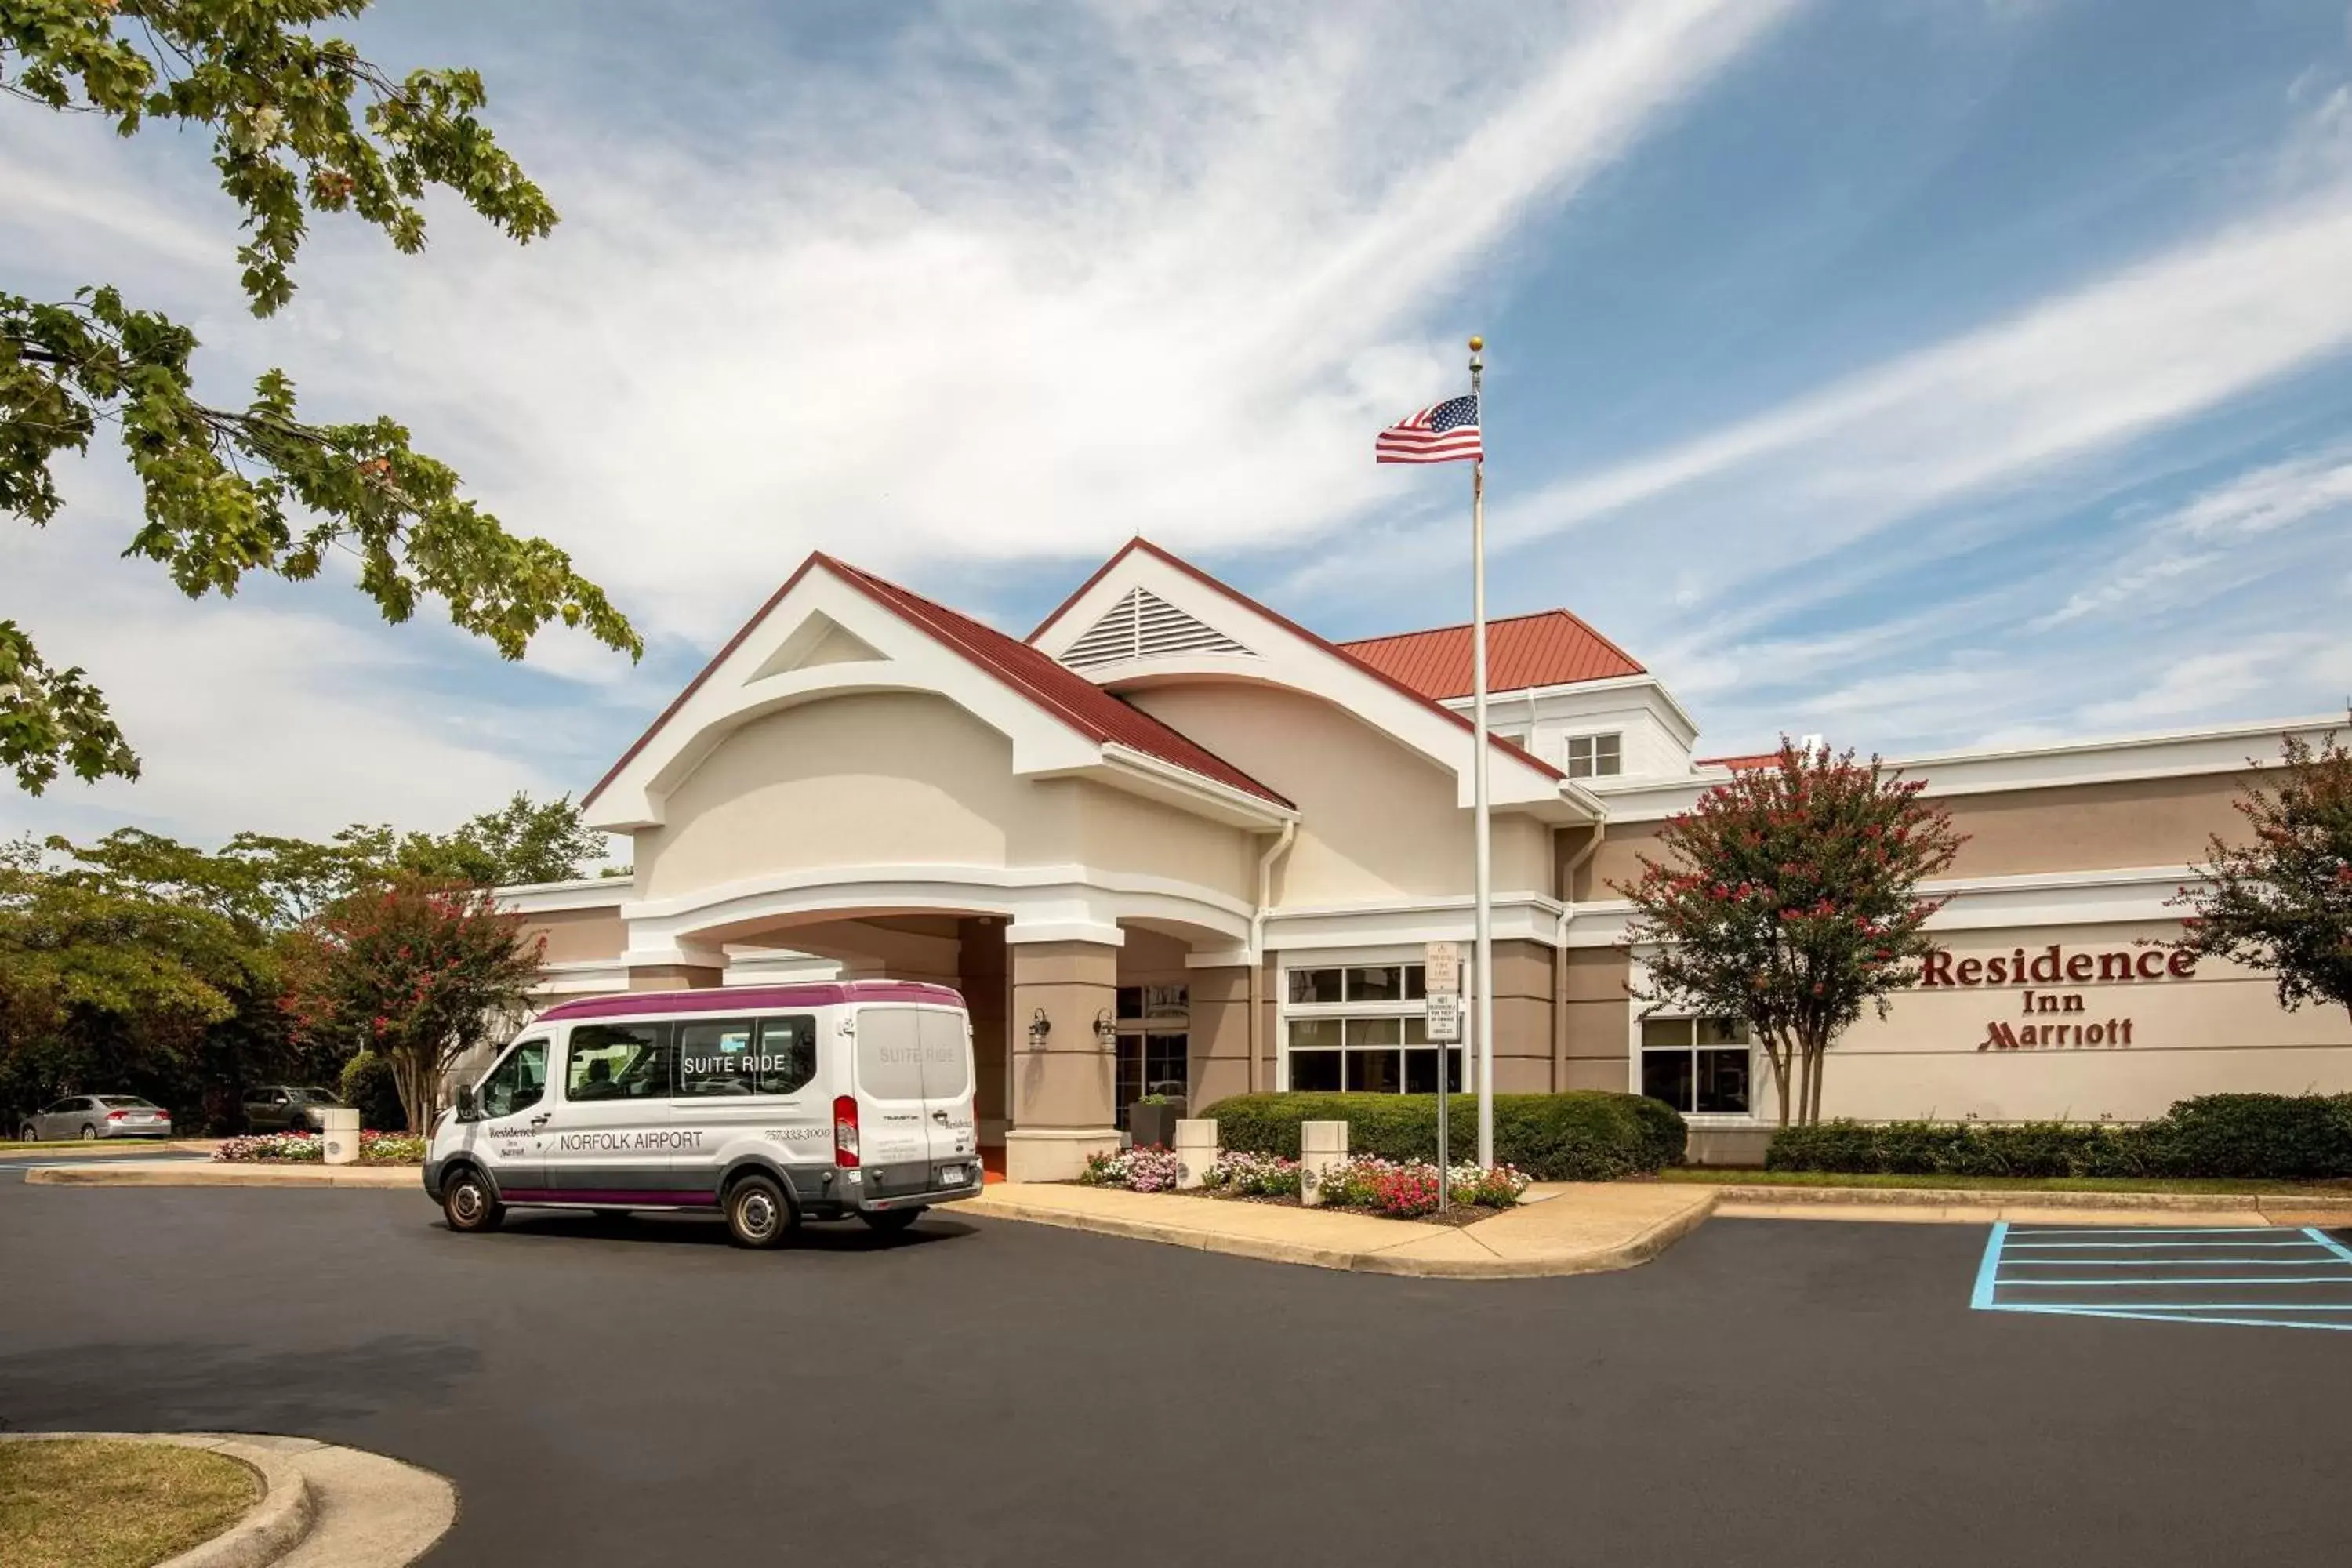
<box><xmin>860</xmin><ymin>1207</ymin><xmax>921</xmax><ymax>1235</ymax></box>
<box><xmin>441</xmin><ymin>1167</ymin><xmax>504</xmax><ymax>1233</ymax></box>
<box><xmin>724</xmin><ymin>1174</ymin><xmax>794</xmax><ymax>1249</ymax></box>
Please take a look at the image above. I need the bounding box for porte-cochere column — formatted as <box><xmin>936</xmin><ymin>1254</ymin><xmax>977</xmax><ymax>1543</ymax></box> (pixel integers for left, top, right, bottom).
<box><xmin>1004</xmin><ymin>934</ymin><xmax>1122</xmax><ymax>1181</ymax></box>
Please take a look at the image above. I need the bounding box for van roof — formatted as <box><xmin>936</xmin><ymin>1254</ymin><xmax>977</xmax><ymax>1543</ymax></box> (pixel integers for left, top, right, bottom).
<box><xmin>534</xmin><ymin>981</ymin><xmax>966</xmax><ymax>1023</ymax></box>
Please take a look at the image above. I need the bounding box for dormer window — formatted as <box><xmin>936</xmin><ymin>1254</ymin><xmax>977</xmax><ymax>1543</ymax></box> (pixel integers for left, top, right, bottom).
<box><xmin>1566</xmin><ymin>732</ymin><xmax>1621</xmax><ymax>779</ymax></box>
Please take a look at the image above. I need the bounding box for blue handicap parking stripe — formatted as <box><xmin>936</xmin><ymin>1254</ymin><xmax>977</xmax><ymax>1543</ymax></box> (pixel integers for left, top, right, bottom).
<box><xmin>1971</xmin><ymin>1223</ymin><xmax>2352</xmax><ymax>1332</ymax></box>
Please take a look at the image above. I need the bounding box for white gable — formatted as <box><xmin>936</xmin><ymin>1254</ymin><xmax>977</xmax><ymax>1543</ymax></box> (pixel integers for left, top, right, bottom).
<box><xmin>1030</xmin><ymin>543</ymin><xmax>1598</xmax><ymax>823</ymax></box>
<box><xmin>1061</xmin><ymin>586</ymin><xmax>1254</xmax><ymax>670</ymax></box>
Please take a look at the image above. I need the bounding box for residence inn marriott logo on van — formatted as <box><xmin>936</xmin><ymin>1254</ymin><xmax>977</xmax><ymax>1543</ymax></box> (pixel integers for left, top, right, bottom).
<box><xmin>485</xmin><ymin>539</ymin><xmax>2352</xmax><ymax>1172</ymax></box>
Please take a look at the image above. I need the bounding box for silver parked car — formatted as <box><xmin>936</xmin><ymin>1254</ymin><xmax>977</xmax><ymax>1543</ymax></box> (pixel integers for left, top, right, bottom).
<box><xmin>18</xmin><ymin>1095</ymin><xmax>175</xmax><ymax>1141</ymax></box>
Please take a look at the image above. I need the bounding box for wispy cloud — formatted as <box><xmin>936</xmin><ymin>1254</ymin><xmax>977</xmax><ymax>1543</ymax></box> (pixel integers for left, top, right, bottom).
<box><xmin>0</xmin><ymin>0</ymin><xmax>1798</xmax><ymax>839</ymax></box>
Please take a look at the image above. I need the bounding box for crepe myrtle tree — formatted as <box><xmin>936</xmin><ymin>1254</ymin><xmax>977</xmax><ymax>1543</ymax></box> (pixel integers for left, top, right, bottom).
<box><xmin>1616</xmin><ymin>739</ymin><xmax>1965</xmax><ymax>1127</ymax></box>
<box><xmin>2167</xmin><ymin>721</ymin><xmax>2352</xmax><ymax>1023</ymax></box>
<box><xmin>280</xmin><ymin>875</ymin><xmax>544</xmax><ymax>1133</ymax></box>
<box><xmin>1</xmin><ymin>0</ymin><xmax>640</xmax><ymax>796</ymax></box>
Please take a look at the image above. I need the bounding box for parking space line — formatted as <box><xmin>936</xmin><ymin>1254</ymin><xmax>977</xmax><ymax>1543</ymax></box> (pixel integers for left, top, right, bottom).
<box><xmin>1971</xmin><ymin>1220</ymin><xmax>2008</xmax><ymax>1309</ymax></box>
<box><xmin>1973</xmin><ymin>1224</ymin><xmax>2352</xmax><ymax>1331</ymax></box>
<box><xmin>2002</xmin><ymin>1238</ymin><xmax>2320</xmax><ymax>1249</ymax></box>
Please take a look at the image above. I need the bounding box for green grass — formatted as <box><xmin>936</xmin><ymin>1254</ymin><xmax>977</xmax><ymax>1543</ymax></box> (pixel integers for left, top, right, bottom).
<box><xmin>0</xmin><ymin>1439</ymin><xmax>257</xmax><ymax>1568</ymax></box>
<box><xmin>1654</xmin><ymin>1168</ymin><xmax>2352</xmax><ymax>1196</ymax></box>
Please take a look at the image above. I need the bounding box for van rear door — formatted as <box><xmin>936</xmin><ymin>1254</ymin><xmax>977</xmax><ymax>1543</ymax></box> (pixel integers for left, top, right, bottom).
<box><xmin>853</xmin><ymin>1006</ymin><xmax>976</xmax><ymax>1195</ymax></box>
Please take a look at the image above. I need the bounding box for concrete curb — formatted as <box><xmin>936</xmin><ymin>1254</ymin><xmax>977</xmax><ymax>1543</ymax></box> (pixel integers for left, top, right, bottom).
<box><xmin>1704</xmin><ymin>1182</ymin><xmax>2352</xmax><ymax>1221</ymax></box>
<box><xmin>0</xmin><ymin>1139</ymin><xmax>221</xmax><ymax>1161</ymax></box>
<box><xmin>962</xmin><ymin>1187</ymin><xmax>1719</xmax><ymax>1279</ymax></box>
<box><xmin>0</xmin><ymin>1432</ymin><xmax>456</xmax><ymax>1568</ymax></box>
<box><xmin>0</xmin><ymin>1432</ymin><xmax>312</xmax><ymax>1568</ymax></box>
<box><xmin>24</xmin><ymin>1163</ymin><xmax>419</xmax><ymax>1189</ymax></box>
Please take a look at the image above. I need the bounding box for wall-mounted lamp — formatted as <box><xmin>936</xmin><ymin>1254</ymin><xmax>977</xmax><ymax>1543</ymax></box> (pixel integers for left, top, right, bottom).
<box><xmin>1026</xmin><ymin>1007</ymin><xmax>1051</xmax><ymax>1049</ymax></box>
<box><xmin>1093</xmin><ymin>1008</ymin><xmax>1117</xmax><ymax>1049</ymax></box>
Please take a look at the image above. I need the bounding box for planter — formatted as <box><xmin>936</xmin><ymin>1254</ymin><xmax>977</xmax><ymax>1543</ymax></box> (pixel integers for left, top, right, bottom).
<box><xmin>1128</xmin><ymin>1100</ymin><xmax>1185</xmax><ymax>1150</ymax></box>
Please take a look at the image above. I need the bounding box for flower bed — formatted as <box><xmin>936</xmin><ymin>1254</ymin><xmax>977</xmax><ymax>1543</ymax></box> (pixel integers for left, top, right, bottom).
<box><xmin>1311</xmin><ymin>1155</ymin><xmax>1531</xmax><ymax>1218</ymax></box>
<box><xmin>1201</xmin><ymin>1150</ymin><xmax>1303</xmax><ymax>1198</ymax></box>
<box><xmin>1086</xmin><ymin>1145</ymin><xmax>1529</xmax><ymax>1221</ymax></box>
<box><xmin>1077</xmin><ymin>1144</ymin><xmax>1183</xmax><ymax>1192</ymax></box>
<box><xmin>212</xmin><ymin>1130</ymin><xmax>426</xmax><ymax>1164</ymax></box>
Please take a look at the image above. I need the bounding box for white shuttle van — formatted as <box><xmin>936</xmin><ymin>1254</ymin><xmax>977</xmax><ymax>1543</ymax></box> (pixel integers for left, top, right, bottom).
<box><xmin>423</xmin><ymin>982</ymin><xmax>982</xmax><ymax>1247</ymax></box>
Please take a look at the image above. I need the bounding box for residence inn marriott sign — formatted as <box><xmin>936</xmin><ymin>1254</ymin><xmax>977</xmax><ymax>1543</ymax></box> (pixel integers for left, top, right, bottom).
<box><xmin>495</xmin><ymin>540</ymin><xmax>2351</xmax><ymax>1174</ymax></box>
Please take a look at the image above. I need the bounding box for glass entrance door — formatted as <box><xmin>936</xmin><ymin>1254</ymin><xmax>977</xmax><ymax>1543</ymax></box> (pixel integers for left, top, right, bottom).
<box><xmin>1113</xmin><ymin>984</ymin><xmax>1189</xmax><ymax>1130</ymax></box>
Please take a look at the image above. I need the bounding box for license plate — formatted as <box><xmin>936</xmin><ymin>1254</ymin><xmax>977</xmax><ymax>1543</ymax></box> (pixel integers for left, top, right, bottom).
<box><xmin>940</xmin><ymin>1166</ymin><xmax>964</xmax><ymax>1185</ymax></box>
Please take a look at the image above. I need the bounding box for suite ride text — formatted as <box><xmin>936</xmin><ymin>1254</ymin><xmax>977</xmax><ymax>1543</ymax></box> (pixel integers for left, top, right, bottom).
<box><xmin>1917</xmin><ymin>943</ymin><xmax>2196</xmax><ymax>1052</ymax></box>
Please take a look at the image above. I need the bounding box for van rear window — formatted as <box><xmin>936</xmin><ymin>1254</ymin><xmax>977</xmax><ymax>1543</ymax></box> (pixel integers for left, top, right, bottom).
<box><xmin>855</xmin><ymin>1008</ymin><xmax>968</xmax><ymax>1100</ymax></box>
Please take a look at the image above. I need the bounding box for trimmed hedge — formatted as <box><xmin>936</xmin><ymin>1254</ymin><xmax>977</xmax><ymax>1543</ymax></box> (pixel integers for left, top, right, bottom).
<box><xmin>1199</xmin><ymin>1092</ymin><xmax>1686</xmax><ymax>1182</ymax></box>
<box><xmin>1766</xmin><ymin>1093</ymin><xmax>2352</xmax><ymax>1181</ymax></box>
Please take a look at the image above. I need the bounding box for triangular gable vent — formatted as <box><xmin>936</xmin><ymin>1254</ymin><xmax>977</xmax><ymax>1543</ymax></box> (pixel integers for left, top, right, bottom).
<box><xmin>1060</xmin><ymin>587</ymin><xmax>1254</xmax><ymax>670</ymax></box>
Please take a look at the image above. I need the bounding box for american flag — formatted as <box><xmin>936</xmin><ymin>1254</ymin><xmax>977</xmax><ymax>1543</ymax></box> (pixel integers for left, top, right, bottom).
<box><xmin>1375</xmin><ymin>394</ymin><xmax>1481</xmax><ymax>464</ymax></box>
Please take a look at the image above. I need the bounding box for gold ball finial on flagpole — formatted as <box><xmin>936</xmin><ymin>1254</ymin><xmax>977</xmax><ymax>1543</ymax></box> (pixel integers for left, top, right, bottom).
<box><xmin>1468</xmin><ymin>335</ymin><xmax>1483</xmax><ymax>351</ymax></box>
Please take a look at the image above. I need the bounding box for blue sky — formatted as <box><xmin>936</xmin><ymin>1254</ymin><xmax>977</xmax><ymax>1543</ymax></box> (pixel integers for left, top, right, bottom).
<box><xmin>7</xmin><ymin>0</ymin><xmax>2352</xmax><ymax>850</ymax></box>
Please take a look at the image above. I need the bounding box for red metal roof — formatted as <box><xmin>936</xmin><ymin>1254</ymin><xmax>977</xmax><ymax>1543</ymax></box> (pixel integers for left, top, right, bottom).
<box><xmin>1028</xmin><ymin>539</ymin><xmax>1569</xmax><ymax>782</ymax></box>
<box><xmin>1337</xmin><ymin>610</ymin><xmax>1644</xmax><ymax>702</ymax></box>
<box><xmin>822</xmin><ymin>557</ymin><xmax>1293</xmax><ymax>808</ymax></box>
<box><xmin>1696</xmin><ymin>752</ymin><xmax>1780</xmax><ymax>771</ymax></box>
<box><xmin>585</xmin><ymin>552</ymin><xmax>1292</xmax><ymax>814</ymax></box>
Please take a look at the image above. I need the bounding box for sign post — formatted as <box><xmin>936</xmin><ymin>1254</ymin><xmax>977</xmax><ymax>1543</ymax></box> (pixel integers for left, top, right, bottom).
<box><xmin>1425</xmin><ymin>940</ymin><xmax>1461</xmax><ymax>1210</ymax></box>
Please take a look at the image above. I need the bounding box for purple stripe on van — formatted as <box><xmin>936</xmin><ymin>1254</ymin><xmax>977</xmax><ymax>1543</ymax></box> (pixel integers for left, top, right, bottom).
<box><xmin>497</xmin><ymin>1189</ymin><xmax>720</xmax><ymax>1207</ymax></box>
<box><xmin>535</xmin><ymin>980</ymin><xmax>965</xmax><ymax>1022</ymax></box>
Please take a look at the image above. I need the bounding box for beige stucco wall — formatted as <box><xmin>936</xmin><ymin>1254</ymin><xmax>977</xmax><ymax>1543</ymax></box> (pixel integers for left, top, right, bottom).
<box><xmin>1938</xmin><ymin>773</ymin><xmax>2249</xmax><ymax>878</ymax></box>
<box><xmin>1816</xmin><ymin>920</ymin><xmax>2352</xmax><ymax>1123</ymax></box>
<box><xmin>1186</xmin><ymin>964</ymin><xmax>1254</xmax><ymax>1109</ymax></box>
<box><xmin>633</xmin><ymin>691</ymin><xmax>1254</xmax><ymax>908</ymax></box>
<box><xmin>637</xmin><ymin>693</ymin><xmax>1049</xmax><ymax>899</ymax></box>
<box><xmin>1575</xmin><ymin>771</ymin><xmax>2256</xmax><ymax>899</ymax></box>
<box><xmin>525</xmin><ymin>905</ymin><xmax>627</xmax><ymax>965</ymax></box>
<box><xmin>1131</xmin><ymin>681</ymin><xmax>1553</xmax><ymax>904</ymax></box>
<box><xmin>1559</xmin><ymin>946</ymin><xmax>1633</xmax><ymax>1093</ymax></box>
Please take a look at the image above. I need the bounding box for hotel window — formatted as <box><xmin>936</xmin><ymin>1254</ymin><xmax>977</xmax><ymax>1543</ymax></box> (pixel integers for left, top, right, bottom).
<box><xmin>1283</xmin><ymin>964</ymin><xmax>1462</xmax><ymax>1094</ymax></box>
<box><xmin>1566</xmin><ymin>732</ymin><xmax>1622</xmax><ymax>779</ymax></box>
<box><xmin>1639</xmin><ymin>1017</ymin><xmax>1751</xmax><ymax>1116</ymax></box>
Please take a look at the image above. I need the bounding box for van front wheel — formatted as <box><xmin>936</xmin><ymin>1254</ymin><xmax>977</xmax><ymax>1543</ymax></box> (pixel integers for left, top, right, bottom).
<box><xmin>725</xmin><ymin>1174</ymin><xmax>794</xmax><ymax>1249</ymax></box>
<box><xmin>860</xmin><ymin>1207</ymin><xmax>921</xmax><ymax>1235</ymax></box>
<box><xmin>441</xmin><ymin>1168</ymin><xmax>503</xmax><ymax>1234</ymax></box>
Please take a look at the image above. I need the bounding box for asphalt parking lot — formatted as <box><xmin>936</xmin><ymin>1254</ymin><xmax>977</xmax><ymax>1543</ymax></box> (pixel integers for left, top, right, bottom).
<box><xmin>4</xmin><ymin>1177</ymin><xmax>2349</xmax><ymax>1568</ymax></box>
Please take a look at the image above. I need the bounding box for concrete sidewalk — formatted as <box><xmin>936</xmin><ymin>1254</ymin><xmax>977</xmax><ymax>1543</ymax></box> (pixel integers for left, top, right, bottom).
<box><xmin>959</xmin><ymin>1181</ymin><xmax>1718</xmax><ymax>1278</ymax></box>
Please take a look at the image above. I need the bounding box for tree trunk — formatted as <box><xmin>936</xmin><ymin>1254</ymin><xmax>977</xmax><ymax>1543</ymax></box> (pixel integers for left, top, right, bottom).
<box><xmin>1766</xmin><ymin>1034</ymin><xmax>1794</xmax><ymax>1128</ymax></box>
<box><xmin>1806</xmin><ymin>1045</ymin><xmax>1824</xmax><ymax>1125</ymax></box>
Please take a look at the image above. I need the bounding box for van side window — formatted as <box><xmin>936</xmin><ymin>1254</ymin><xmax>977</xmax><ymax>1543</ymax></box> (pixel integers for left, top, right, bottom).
<box><xmin>677</xmin><ymin>1019</ymin><xmax>758</xmax><ymax>1096</ymax></box>
<box><xmin>567</xmin><ymin>1022</ymin><xmax>673</xmax><ymax>1101</ymax></box>
<box><xmin>755</xmin><ymin>1015</ymin><xmax>817</xmax><ymax>1095</ymax></box>
<box><xmin>481</xmin><ymin>1040</ymin><xmax>548</xmax><ymax>1120</ymax></box>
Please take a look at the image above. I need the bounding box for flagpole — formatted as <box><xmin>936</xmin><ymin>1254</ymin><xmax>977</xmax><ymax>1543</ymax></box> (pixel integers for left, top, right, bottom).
<box><xmin>1469</xmin><ymin>335</ymin><xmax>1494</xmax><ymax>1172</ymax></box>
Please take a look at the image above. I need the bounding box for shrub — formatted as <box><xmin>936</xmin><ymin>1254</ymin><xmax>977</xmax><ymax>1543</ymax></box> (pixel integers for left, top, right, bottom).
<box><xmin>1766</xmin><ymin>1093</ymin><xmax>2352</xmax><ymax>1181</ymax></box>
<box><xmin>1200</xmin><ymin>1092</ymin><xmax>1683</xmax><ymax>1181</ymax></box>
<box><xmin>338</xmin><ymin>1050</ymin><xmax>407</xmax><ymax>1131</ymax></box>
